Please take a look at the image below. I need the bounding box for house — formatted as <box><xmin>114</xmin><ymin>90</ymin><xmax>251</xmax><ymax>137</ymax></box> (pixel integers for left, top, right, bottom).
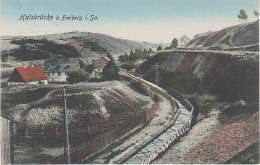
<box><xmin>7</xmin><ymin>65</ymin><xmax>48</xmax><ymax>85</ymax></box>
<box><xmin>147</xmin><ymin>48</ymin><xmax>157</xmax><ymax>57</ymax></box>
<box><xmin>42</xmin><ymin>58</ymin><xmax>80</xmax><ymax>83</ymax></box>
<box><xmin>91</xmin><ymin>56</ymin><xmax>110</xmax><ymax>78</ymax></box>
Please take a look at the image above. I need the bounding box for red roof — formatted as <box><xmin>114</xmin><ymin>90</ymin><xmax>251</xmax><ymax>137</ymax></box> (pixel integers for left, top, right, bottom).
<box><xmin>13</xmin><ymin>65</ymin><xmax>47</xmax><ymax>82</ymax></box>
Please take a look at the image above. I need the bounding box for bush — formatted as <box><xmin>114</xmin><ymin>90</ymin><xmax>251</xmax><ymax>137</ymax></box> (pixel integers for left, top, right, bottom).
<box><xmin>67</xmin><ymin>93</ymin><xmax>96</xmax><ymax>109</ymax></box>
<box><xmin>67</xmin><ymin>69</ymin><xmax>90</xmax><ymax>84</ymax></box>
<box><xmin>104</xmin><ymin>98</ymin><xmax>149</xmax><ymax>115</ymax></box>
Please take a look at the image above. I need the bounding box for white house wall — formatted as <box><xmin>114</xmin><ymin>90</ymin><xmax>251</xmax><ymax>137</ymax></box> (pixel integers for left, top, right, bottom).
<box><xmin>7</xmin><ymin>80</ymin><xmax>48</xmax><ymax>86</ymax></box>
<box><xmin>45</xmin><ymin>72</ymin><xmax>67</xmax><ymax>83</ymax></box>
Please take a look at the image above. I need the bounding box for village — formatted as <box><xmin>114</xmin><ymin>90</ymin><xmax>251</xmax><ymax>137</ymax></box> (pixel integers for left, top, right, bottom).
<box><xmin>2</xmin><ymin>43</ymin><xmax>157</xmax><ymax>86</ymax></box>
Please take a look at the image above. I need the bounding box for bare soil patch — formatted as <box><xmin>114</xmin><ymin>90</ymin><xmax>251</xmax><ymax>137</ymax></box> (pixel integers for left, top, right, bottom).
<box><xmin>185</xmin><ymin>112</ymin><xmax>259</xmax><ymax>163</ymax></box>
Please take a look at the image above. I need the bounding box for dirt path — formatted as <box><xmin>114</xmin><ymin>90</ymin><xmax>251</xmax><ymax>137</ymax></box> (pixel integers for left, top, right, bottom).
<box><xmin>153</xmin><ymin>108</ymin><xmax>221</xmax><ymax>164</ymax></box>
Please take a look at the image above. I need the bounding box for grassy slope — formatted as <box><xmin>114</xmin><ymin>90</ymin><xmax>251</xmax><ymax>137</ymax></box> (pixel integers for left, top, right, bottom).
<box><xmin>1</xmin><ymin>88</ymin><xmax>52</xmax><ymax>109</ymax></box>
<box><xmin>208</xmin><ymin>58</ymin><xmax>259</xmax><ymax>104</ymax></box>
<box><xmin>142</xmin><ymin>52</ymin><xmax>259</xmax><ymax>104</ymax></box>
<box><xmin>7</xmin><ymin>38</ymin><xmax>80</xmax><ymax>61</ymax></box>
<box><xmin>104</xmin><ymin>98</ymin><xmax>149</xmax><ymax>115</ymax></box>
<box><xmin>1</xmin><ymin>63</ymin><xmax>14</xmax><ymax>68</ymax></box>
<box><xmin>159</xmin><ymin>67</ymin><xmax>200</xmax><ymax>94</ymax></box>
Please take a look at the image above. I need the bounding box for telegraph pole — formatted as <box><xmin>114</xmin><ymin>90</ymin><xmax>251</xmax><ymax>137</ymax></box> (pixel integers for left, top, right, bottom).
<box><xmin>155</xmin><ymin>63</ymin><xmax>159</xmax><ymax>86</ymax></box>
<box><xmin>139</xmin><ymin>64</ymin><xmax>141</xmax><ymax>76</ymax></box>
<box><xmin>63</xmin><ymin>89</ymin><xmax>70</xmax><ymax>164</ymax></box>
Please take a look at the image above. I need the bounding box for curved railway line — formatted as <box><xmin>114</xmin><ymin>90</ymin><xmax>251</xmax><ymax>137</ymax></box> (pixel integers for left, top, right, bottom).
<box><xmin>120</xmin><ymin>74</ymin><xmax>194</xmax><ymax>164</ymax></box>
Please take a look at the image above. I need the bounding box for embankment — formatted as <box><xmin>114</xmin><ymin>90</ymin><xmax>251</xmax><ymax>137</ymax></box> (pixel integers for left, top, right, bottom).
<box><xmin>139</xmin><ymin>50</ymin><xmax>259</xmax><ymax>163</ymax></box>
<box><xmin>140</xmin><ymin>50</ymin><xmax>259</xmax><ymax>104</ymax></box>
<box><xmin>15</xmin><ymin>79</ymin><xmax>162</xmax><ymax>163</ymax></box>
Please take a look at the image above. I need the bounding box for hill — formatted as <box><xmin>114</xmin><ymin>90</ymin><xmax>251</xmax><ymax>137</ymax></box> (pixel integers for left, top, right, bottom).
<box><xmin>70</xmin><ymin>32</ymin><xmax>158</xmax><ymax>56</ymax></box>
<box><xmin>186</xmin><ymin>20</ymin><xmax>259</xmax><ymax>49</ymax></box>
<box><xmin>1</xmin><ymin>32</ymin><xmax>159</xmax><ymax>60</ymax></box>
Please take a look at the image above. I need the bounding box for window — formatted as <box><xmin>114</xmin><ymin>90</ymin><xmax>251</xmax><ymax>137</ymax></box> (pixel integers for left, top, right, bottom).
<box><xmin>58</xmin><ymin>72</ymin><xmax>61</xmax><ymax>76</ymax></box>
<box><xmin>52</xmin><ymin>72</ymin><xmax>54</xmax><ymax>75</ymax></box>
<box><xmin>47</xmin><ymin>72</ymin><xmax>50</xmax><ymax>76</ymax></box>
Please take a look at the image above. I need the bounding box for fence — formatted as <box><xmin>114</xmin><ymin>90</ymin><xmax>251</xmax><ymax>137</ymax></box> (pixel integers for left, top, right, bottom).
<box><xmin>1</xmin><ymin>114</ymin><xmax>17</xmax><ymax>164</ymax></box>
<box><xmin>16</xmin><ymin>78</ymin><xmax>161</xmax><ymax>163</ymax></box>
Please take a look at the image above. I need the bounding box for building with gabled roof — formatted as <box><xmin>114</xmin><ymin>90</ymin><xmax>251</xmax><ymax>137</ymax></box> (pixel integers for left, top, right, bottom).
<box><xmin>7</xmin><ymin>65</ymin><xmax>48</xmax><ymax>85</ymax></box>
<box><xmin>93</xmin><ymin>56</ymin><xmax>110</xmax><ymax>69</ymax></box>
<box><xmin>91</xmin><ymin>56</ymin><xmax>111</xmax><ymax>78</ymax></box>
<box><xmin>42</xmin><ymin>57</ymin><xmax>80</xmax><ymax>83</ymax></box>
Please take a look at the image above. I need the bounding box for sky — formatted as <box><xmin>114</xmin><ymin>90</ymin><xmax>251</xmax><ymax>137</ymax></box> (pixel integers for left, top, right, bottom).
<box><xmin>1</xmin><ymin>0</ymin><xmax>259</xmax><ymax>43</ymax></box>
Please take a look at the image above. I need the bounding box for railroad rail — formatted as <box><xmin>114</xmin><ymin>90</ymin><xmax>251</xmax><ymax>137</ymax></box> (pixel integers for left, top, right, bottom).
<box><xmin>120</xmin><ymin>74</ymin><xmax>194</xmax><ymax>164</ymax></box>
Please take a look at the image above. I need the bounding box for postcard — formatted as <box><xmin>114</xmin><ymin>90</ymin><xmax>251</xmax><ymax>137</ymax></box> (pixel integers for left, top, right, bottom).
<box><xmin>1</xmin><ymin>0</ymin><xmax>259</xmax><ymax>164</ymax></box>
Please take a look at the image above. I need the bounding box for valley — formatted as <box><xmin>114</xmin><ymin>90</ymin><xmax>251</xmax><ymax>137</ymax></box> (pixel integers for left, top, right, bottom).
<box><xmin>1</xmin><ymin>19</ymin><xmax>259</xmax><ymax>164</ymax></box>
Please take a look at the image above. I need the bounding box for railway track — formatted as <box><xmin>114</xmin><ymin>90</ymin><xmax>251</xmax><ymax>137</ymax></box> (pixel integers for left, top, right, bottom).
<box><xmin>121</xmin><ymin>74</ymin><xmax>193</xmax><ymax>164</ymax></box>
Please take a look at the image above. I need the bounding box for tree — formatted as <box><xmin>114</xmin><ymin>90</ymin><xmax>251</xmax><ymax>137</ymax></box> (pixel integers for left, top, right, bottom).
<box><xmin>129</xmin><ymin>50</ymin><xmax>135</xmax><ymax>61</ymax></box>
<box><xmin>172</xmin><ymin>38</ymin><xmax>178</xmax><ymax>48</ymax></box>
<box><xmin>119</xmin><ymin>54</ymin><xmax>130</xmax><ymax>62</ymax></box>
<box><xmin>121</xmin><ymin>64</ymin><xmax>135</xmax><ymax>71</ymax></box>
<box><xmin>106</xmin><ymin>53</ymin><xmax>114</xmax><ymax>60</ymax></box>
<box><xmin>79</xmin><ymin>59</ymin><xmax>87</xmax><ymax>69</ymax></box>
<box><xmin>130</xmin><ymin>50</ymin><xmax>134</xmax><ymax>56</ymax></box>
<box><xmin>67</xmin><ymin>69</ymin><xmax>90</xmax><ymax>84</ymax></box>
<box><xmin>78</xmin><ymin>59</ymin><xmax>94</xmax><ymax>73</ymax></box>
<box><xmin>238</xmin><ymin>9</ymin><xmax>248</xmax><ymax>22</ymax></box>
<box><xmin>254</xmin><ymin>10</ymin><xmax>259</xmax><ymax>17</ymax></box>
<box><xmin>157</xmin><ymin>45</ymin><xmax>162</xmax><ymax>51</ymax></box>
<box><xmin>119</xmin><ymin>55</ymin><xmax>126</xmax><ymax>62</ymax></box>
<box><xmin>85</xmin><ymin>64</ymin><xmax>94</xmax><ymax>73</ymax></box>
<box><xmin>102</xmin><ymin>59</ymin><xmax>120</xmax><ymax>80</ymax></box>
